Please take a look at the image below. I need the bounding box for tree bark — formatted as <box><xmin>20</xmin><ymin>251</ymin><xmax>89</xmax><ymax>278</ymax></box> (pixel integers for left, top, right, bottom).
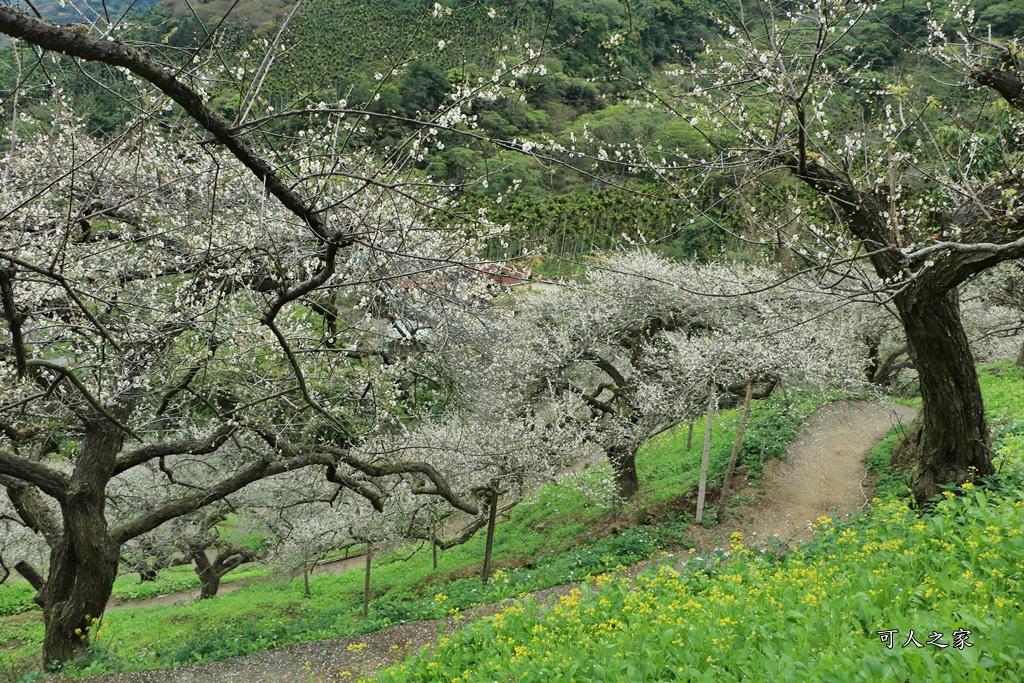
<box><xmin>607</xmin><ymin>446</ymin><xmax>640</xmax><ymax>500</ymax></box>
<box><xmin>894</xmin><ymin>289</ymin><xmax>993</xmax><ymax>503</ymax></box>
<box><xmin>192</xmin><ymin>545</ymin><xmax>251</xmax><ymax>600</ymax></box>
<box><xmin>481</xmin><ymin>488</ymin><xmax>499</xmax><ymax>585</ymax></box>
<box><xmin>790</xmin><ymin>157</ymin><xmax>1001</xmax><ymax>506</ymax></box>
<box><xmin>40</xmin><ymin>422</ymin><xmax>122</xmax><ymax>668</ymax></box>
<box><xmin>1017</xmin><ymin>338</ymin><xmax>1024</xmax><ymax>368</ymax></box>
<box><xmin>431</xmin><ymin>526</ymin><xmax>438</xmax><ymax>570</ymax></box>
<box><xmin>191</xmin><ymin>551</ymin><xmax>222</xmax><ymax>601</ymax></box>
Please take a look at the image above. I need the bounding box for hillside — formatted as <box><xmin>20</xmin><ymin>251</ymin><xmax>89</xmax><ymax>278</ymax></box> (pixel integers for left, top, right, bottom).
<box><xmin>2</xmin><ymin>1</ymin><xmax>1024</xmax><ymax>680</ymax></box>
<box><xmin>0</xmin><ymin>388</ymin><xmax>856</xmax><ymax>678</ymax></box>
<box><xmin>373</xmin><ymin>365</ymin><xmax>1024</xmax><ymax>682</ymax></box>
<box><xmin>8</xmin><ymin>0</ymin><xmax>159</xmax><ymax>23</ymax></box>
<box><xmin>6</xmin><ymin>368</ymin><xmax>1021</xmax><ymax>681</ymax></box>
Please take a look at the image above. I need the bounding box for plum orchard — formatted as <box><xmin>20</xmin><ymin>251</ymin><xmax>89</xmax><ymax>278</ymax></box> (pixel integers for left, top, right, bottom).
<box><xmin>444</xmin><ymin>252</ymin><xmax>869</xmax><ymax>499</ymax></box>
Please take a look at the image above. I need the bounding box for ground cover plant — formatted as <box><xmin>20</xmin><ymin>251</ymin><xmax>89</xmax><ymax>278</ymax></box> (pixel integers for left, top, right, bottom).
<box><xmin>369</xmin><ymin>364</ymin><xmax>1024</xmax><ymax>682</ymax></box>
<box><xmin>0</xmin><ymin>387</ymin><xmax>841</xmax><ymax>677</ymax></box>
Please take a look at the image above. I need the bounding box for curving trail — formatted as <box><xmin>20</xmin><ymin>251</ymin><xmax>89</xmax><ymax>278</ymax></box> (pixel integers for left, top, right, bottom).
<box><xmin>49</xmin><ymin>400</ymin><xmax>915</xmax><ymax>683</ymax></box>
<box><xmin>689</xmin><ymin>400</ymin><xmax>917</xmax><ymax>552</ymax></box>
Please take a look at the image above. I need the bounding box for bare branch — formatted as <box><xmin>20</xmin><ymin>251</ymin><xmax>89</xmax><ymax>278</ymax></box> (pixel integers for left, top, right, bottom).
<box><xmin>1</xmin><ymin>473</ymin><xmax>62</xmax><ymax>545</ymax></box>
<box><xmin>113</xmin><ymin>426</ymin><xmax>236</xmax><ymax>475</ymax></box>
<box><xmin>110</xmin><ymin>451</ymin><xmax>328</xmax><ymax>544</ymax></box>
<box><xmin>0</xmin><ymin>450</ymin><xmax>69</xmax><ymax>501</ymax></box>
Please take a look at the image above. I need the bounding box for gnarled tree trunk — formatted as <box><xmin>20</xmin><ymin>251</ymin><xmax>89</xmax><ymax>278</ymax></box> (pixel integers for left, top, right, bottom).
<box><xmin>39</xmin><ymin>423</ymin><xmax>122</xmax><ymax>667</ymax></box>
<box><xmin>894</xmin><ymin>288</ymin><xmax>993</xmax><ymax>503</ymax></box>
<box><xmin>192</xmin><ymin>550</ymin><xmax>223</xmax><ymax>601</ymax></box>
<box><xmin>191</xmin><ymin>547</ymin><xmax>252</xmax><ymax>600</ymax></box>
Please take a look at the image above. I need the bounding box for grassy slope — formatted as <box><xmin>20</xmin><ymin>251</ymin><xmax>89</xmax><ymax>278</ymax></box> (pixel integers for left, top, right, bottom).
<box><xmin>0</xmin><ymin>387</ymin><xmax>843</xmax><ymax>677</ymax></box>
<box><xmin>373</xmin><ymin>364</ymin><xmax>1024</xmax><ymax>683</ymax></box>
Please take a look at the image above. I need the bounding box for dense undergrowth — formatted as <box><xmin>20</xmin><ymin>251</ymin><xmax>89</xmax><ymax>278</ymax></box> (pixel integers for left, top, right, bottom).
<box><xmin>371</xmin><ymin>363</ymin><xmax>1024</xmax><ymax>682</ymax></box>
<box><xmin>0</xmin><ymin>386</ymin><xmax>840</xmax><ymax>678</ymax></box>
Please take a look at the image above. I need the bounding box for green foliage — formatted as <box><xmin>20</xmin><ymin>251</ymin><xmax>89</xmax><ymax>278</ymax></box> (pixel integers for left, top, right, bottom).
<box><xmin>979</xmin><ymin>1</ymin><xmax>1024</xmax><ymax>36</ymax></box>
<box><xmin>373</xmin><ymin>367</ymin><xmax>1024</xmax><ymax>682</ymax></box>
<box><xmin>19</xmin><ymin>0</ymin><xmax>160</xmax><ymax>23</ymax></box>
<box><xmin>0</xmin><ymin>581</ymin><xmax>35</xmax><ymax>617</ymax></box>
<box><xmin>109</xmin><ymin>570</ymin><xmax>200</xmax><ymax>603</ymax></box>
<box><xmin>377</xmin><ymin>482</ymin><xmax>1024</xmax><ymax>682</ymax></box>
<box><xmin>865</xmin><ymin>428</ymin><xmax>910</xmax><ymax>500</ymax></box>
<box><xmin>0</xmin><ymin>385</ymin><xmax>838</xmax><ymax>677</ymax></box>
<box><xmin>474</xmin><ymin>187</ymin><xmax>730</xmax><ymax>267</ymax></box>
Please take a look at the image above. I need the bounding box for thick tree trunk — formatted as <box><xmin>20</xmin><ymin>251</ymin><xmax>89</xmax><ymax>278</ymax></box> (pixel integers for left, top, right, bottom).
<box><xmin>1017</xmin><ymin>338</ymin><xmax>1024</xmax><ymax>368</ymax></box>
<box><xmin>894</xmin><ymin>289</ymin><xmax>993</xmax><ymax>504</ymax></box>
<box><xmin>40</xmin><ymin>423</ymin><xmax>122</xmax><ymax>668</ymax></box>
<box><xmin>607</xmin><ymin>446</ymin><xmax>639</xmax><ymax>500</ymax></box>
<box><xmin>192</xmin><ymin>551</ymin><xmax>222</xmax><ymax>601</ymax></box>
<box><xmin>198</xmin><ymin>574</ymin><xmax>221</xmax><ymax>600</ymax></box>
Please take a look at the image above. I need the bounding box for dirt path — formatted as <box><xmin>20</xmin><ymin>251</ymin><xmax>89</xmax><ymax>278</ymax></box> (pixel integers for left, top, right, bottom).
<box><xmin>49</xmin><ymin>400</ymin><xmax>914</xmax><ymax>683</ymax></box>
<box><xmin>104</xmin><ymin>553</ymin><xmax>374</xmax><ymax>612</ymax></box>
<box><xmin>688</xmin><ymin>399</ymin><xmax>917</xmax><ymax>552</ymax></box>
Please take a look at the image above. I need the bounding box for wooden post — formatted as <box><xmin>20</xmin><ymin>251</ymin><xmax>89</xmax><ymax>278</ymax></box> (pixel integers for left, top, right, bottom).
<box><xmin>481</xmin><ymin>488</ymin><xmax>498</xmax><ymax>585</ymax></box>
<box><xmin>696</xmin><ymin>385</ymin><xmax>716</xmax><ymax>524</ymax></box>
<box><xmin>362</xmin><ymin>545</ymin><xmax>372</xmax><ymax>618</ymax></box>
<box><xmin>431</xmin><ymin>525</ymin><xmax>438</xmax><ymax>571</ymax></box>
<box><xmin>686</xmin><ymin>420</ymin><xmax>695</xmax><ymax>451</ymax></box>
<box><xmin>717</xmin><ymin>383</ymin><xmax>755</xmax><ymax>524</ymax></box>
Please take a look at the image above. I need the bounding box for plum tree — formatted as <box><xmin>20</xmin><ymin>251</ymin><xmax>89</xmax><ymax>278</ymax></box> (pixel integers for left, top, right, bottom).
<box><xmin>446</xmin><ymin>251</ymin><xmax>866</xmax><ymax>499</ymax></box>
<box><xmin>655</xmin><ymin>0</ymin><xmax>1024</xmax><ymax>503</ymax></box>
<box><xmin>0</xmin><ymin>7</ymin><xmax>510</xmax><ymax>665</ymax></box>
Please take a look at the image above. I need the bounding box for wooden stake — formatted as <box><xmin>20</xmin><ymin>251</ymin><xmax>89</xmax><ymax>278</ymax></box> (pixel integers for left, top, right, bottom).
<box><xmin>717</xmin><ymin>383</ymin><xmax>755</xmax><ymax>524</ymax></box>
<box><xmin>481</xmin><ymin>488</ymin><xmax>498</xmax><ymax>585</ymax></box>
<box><xmin>362</xmin><ymin>545</ymin><xmax>372</xmax><ymax>618</ymax></box>
<box><xmin>696</xmin><ymin>385</ymin><xmax>716</xmax><ymax>524</ymax></box>
<box><xmin>431</xmin><ymin>525</ymin><xmax>438</xmax><ymax>571</ymax></box>
<box><xmin>686</xmin><ymin>420</ymin><xmax>695</xmax><ymax>450</ymax></box>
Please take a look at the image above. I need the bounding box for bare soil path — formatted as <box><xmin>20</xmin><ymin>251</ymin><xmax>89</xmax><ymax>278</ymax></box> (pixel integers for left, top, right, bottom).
<box><xmin>49</xmin><ymin>400</ymin><xmax>914</xmax><ymax>683</ymax></box>
<box><xmin>687</xmin><ymin>399</ymin><xmax>917</xmax><ymax>552</ymax></box>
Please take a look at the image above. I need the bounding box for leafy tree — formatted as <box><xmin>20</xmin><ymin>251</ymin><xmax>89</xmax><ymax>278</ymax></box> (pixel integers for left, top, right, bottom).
<box><xmin>401</xmin><ymin>60</ymin><xmax>451</xmax><ymax>116</ymax></box>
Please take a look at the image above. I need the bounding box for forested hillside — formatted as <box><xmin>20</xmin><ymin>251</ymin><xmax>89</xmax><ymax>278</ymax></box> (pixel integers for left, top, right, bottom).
<box><xmin>144</xmin><ymin>0</ymin><xmax>1024</xmax><ymax>257</ymax></box>
<box><xmin>8</xmin><ymin>0</ymin><xmax>1021</xmax><ymax>260</ymax></box>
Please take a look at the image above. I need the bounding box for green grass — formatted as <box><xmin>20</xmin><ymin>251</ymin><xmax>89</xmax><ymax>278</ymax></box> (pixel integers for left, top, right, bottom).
<box><xmin>0</xmin><ymin>386</ymin><xmax>854</xmax><ymax>677</ymax></box>
<box><xmin>370</xmin><ymin>364</ymin><xmax>1024</xmax><ymax>682</ymax></box>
